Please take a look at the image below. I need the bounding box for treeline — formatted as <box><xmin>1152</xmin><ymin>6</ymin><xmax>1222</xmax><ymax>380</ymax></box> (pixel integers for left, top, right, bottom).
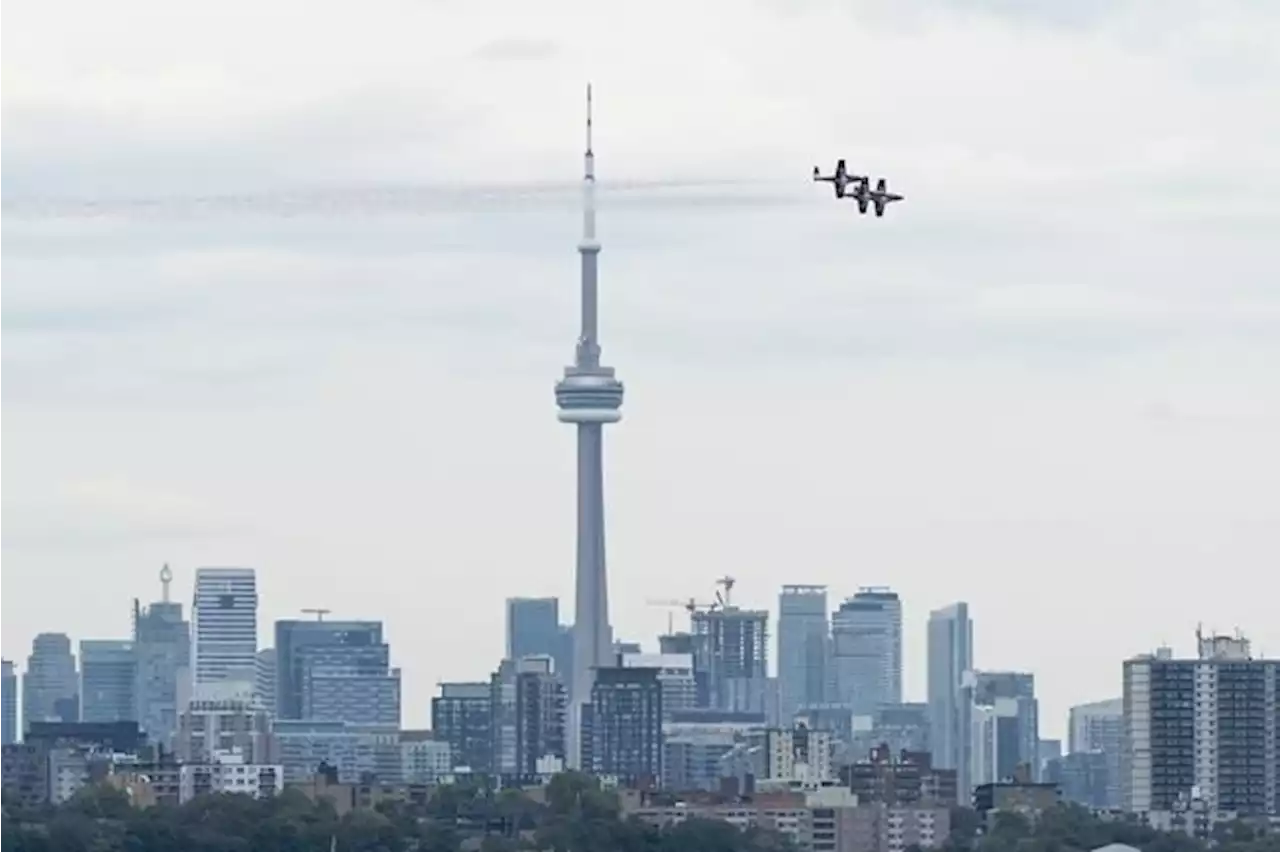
<box><xmin>946</xmin><ymin>802</ymin><xmax>1280</xmax><ymax>852</ymax></box>
<box><xmin>0</xmin><ymin>771</ymin><xmax>794</xmax><ymax>852</ymax></box>
<box><xmin>6</xmin><ymin>774</ymin><xmax>1280</xmax><ymax>852</ymax></box>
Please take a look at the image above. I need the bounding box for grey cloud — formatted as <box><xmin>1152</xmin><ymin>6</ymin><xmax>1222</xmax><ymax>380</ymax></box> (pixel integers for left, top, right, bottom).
<box><xmin>472</xmin><ymin>37</ymin><xmax>558</xmax><ymax>62</ymax></box>
<box><xmin>0</xmin><ymin>490</ymin><xmax>257</xmax><ymax>550</ymax></box>
<box><xmin>834</xmin><ymin>0</ymin><xmax>1203</xmax><ymax>31</ymax></box>
<box><xmin>1</xmin><ymin>86</ymin><xmax>487</xmax><ymax>201</ymax></box>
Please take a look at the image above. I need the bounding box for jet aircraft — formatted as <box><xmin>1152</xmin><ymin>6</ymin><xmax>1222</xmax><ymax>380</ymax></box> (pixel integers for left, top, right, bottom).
<box><xmin>844</xmin><ymin>177</ymin><xmax>905</xmax><ymax>217</ymax></box>
<box><xmin>812</xmin><ymin>159</ymin><xmax>867</xmax><ymax>199</ymax></box>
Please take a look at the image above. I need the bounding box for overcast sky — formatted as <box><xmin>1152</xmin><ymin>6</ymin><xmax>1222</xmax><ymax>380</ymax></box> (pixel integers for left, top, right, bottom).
<box><xmin>3</xmin><ymin>0</ymin><xmax>1278</xmax><ymax>740</ymax></box>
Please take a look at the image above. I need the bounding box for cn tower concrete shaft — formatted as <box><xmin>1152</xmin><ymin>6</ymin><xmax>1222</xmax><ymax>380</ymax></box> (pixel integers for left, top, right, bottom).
<box><xmin>553</xmin><ymin>85</ymin><xmax>623</xmax><ymax>770</ymax></box>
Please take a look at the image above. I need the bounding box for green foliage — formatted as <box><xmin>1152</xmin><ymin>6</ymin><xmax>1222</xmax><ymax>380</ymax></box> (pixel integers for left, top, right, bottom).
<box><xmin>0</xmin><ymin>774</ymin><xmax>792</xmax><ymax>852</ymax></box>
<box><xmin>944</xmin><ymin>804</ymin><xmax>1280</xmax><ymax>852</ymax></box>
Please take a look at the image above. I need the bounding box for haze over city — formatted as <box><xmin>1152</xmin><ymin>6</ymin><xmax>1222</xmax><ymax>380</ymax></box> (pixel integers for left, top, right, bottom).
<box><xmin>3</xmin><ymin>0</ymin><xmax>1279</xmax><ymax>744</ymax></box>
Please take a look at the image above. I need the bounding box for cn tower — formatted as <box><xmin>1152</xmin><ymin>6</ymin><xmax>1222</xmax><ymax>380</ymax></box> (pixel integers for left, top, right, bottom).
<box><xmin>554</xmin><ymin>84</ymin><xmax>623</xmax><ymax>769</ymax></box>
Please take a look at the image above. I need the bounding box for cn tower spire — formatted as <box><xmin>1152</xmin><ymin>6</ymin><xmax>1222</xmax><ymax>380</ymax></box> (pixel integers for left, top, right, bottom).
<box><xmin>555</xmin><ymin>83</ymin><xmax>624</xmax><ymax>770</ymax></box>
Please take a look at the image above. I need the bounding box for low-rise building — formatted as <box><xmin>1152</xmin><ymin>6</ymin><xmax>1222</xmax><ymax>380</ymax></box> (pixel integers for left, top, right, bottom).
<box><xmin>179</xmin><ymin>751</ymin><xmax>282</xmax><ymax>802</ymax></box>
<box><xmin>274</xmin><ymin>720</ymin><xmax>401</xmax><ymax>784</ymax></box>
<box><xmin>844</xmin><ymin>744</ymin><xmax>958</xmax><ymax>806</ymax></box>
<box><xmin>400</xmin><ymin>730</ymin><xmax>453</xmax><ymax>785</ymax></box>
<box><xmin>972</xmin><ymin>779</ymin><xmax>1060</xmax><ymax>826</ymax></box>
<box><xmin>627</xmin><ymin>790</ymin><xmax>949</xmax><ymax>852</ymax></box>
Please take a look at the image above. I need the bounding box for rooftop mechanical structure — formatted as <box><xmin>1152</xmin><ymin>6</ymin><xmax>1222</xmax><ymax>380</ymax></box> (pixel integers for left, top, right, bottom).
<box><xmin>555</xmin><ymin>85</ymin><xmax>624</xmax><ymax>769</ymax></box>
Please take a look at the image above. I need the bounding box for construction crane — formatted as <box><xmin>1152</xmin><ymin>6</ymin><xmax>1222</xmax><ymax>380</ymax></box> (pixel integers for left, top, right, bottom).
<box><xmin>645</xmin><ymin>597</ymin><xmax>718</xmax><ymax>633</ymax></box>
<box><xmin>715</xmin><ymin>575</ymin><xmax>737</xmax><ymax>608</ymax></box>
<box><xmin>301</xmin><ymin>608</ymin><xmax>331</xmax><ymax>621</ymax></box>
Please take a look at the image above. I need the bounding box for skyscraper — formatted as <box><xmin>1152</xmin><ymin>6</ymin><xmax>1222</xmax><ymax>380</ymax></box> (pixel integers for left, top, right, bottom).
<box><xmin>1068</xmin><ymin>697</ymin><xmax>1123</xmax><ymax>755</ymax></box>
<box><xmin>587</xmin><ymin>666</ymin><xmax>663</xmax><ymax>787</ymax></box>
<box><xmin>778</xmin><ymin>585</ymin><xmax>829</xmax><ymax>724</ymax></box>
<box><xmin>273</xmin><ymin>619</ymin><xmax>396</xmax><ymax>724</ymax></box>
<box><xmin>506</xmin><ymin>598</ymin><xmax>561</xmax><ymax>661</ymax></box>
<box><xmin>621</xmin><ymin>652</ymin><xmax>697</xmax><ymax>720</ymax></box>
<box><xmin>192</xmin><ymin>567</ymin><xmax>258</xmax><ymax>686</ymax></box>
<box><xmin>513</xmin><ymin>656</ymin><xmax>568</xmax><ymax>779</ymax></box>
<box><xmin>927</xmin><ymin>602</ymin><xmax>973</xmax><ymax>792</ymax></box>
<box><xmin>554</xmin><ymin>86</ymin><xmax>623</xmax><ymax>768</ymax></box>
<box><xmin>134</xmin><ymin>564</ymin><xmax>191</xmax><ymax>748</ymax></box>
<box><xmin>1</xmin><ymin>660</ymin><xmax>17</xmax><ymax>744</ymax></box>
<box><xmin>831</xmin><ymin>587</ymin><xmax>902</xmax><ymax>716</ymax></box>
<box><xmin>432</xmin><ymin>682</ymin><xmax>494</xmax><ymax>774</ymax></box>
<box><xmin>22</xmin><ymin>633</ymin><xmax>78</xmax><ymax>730</ymax></box>
<box><xmin>692</xmin><ymin>606</ymin><xmax>769</xmax><ymax>714</ymax></box>
<box><xmin>966</xmin><ymin>670</ymin><xmax>1038</xmax><ymax>787</ymax></box>
<box><xmin>255</xmin><ymin>648</ymin><xmax>276</xmax><ymax>712</ymax></box>
<box><xmin>1067</xmin><ymin>697</ymin><xmax>1122</xmax><ymax>808</ymax></box>
<box><xmin>80</xmin><ymin>640</ymin><xmax>138</xmax><ymax>723</ymax></box>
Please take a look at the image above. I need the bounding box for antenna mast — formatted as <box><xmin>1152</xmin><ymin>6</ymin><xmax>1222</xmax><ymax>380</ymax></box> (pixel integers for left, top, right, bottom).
<box><xmin>586</xmin><ymin>83</ymin><xmax>593</xmax><ymax>156</ymax></box>
<box><xmin>582</xmin><ymin>83</ymin><xmax>597</xmax><ymax>244</ymax></box>
<box><xmin>302</xmin><ymin>608</ymin><xmax>331</xmax><ymax>622</ymax></box>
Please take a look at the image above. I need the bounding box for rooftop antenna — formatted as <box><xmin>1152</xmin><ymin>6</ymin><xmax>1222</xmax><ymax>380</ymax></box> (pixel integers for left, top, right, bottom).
<box><xmin>586</xmin><ymin>83</ymin><xmax>593</xmax><ymax>156</ymax></box>
<box><xmin>302</xmin><ymin>608</ymin><xmax>331</xmax><ymax>622</ymax></box>
<box><xmin>159</xmin><ymin>563</ymin><xmax>173</xmax><ymax>604</ymax></box>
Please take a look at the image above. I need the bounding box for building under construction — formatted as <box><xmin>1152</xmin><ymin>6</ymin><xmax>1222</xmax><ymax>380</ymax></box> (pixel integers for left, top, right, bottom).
<box><xmin>689</xmin><ymin>577</ymin><xmax>769</xmax><ymax>715</ymax></box>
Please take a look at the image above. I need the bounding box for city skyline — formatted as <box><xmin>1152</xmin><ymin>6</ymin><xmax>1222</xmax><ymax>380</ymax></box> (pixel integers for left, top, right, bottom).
<box><xmin>4</xmin><ymin>0</ymin><xmax>1280</xmax><ymax>744</ymax></box>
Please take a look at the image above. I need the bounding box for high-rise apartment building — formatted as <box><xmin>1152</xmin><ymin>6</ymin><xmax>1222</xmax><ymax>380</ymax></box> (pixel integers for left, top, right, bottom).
<box><xmin>832</xmin><ymin>588</ymin><xmax>903</xmax><ymax>717</ymax></box>
<box><xmin>80</xmin><ymin>640</ymin><xmax>138</xmax><ymax>723</ymax></box>
<box><xmin>778</xmin><ymin>585</ymin><xmax>829</xmax><ymax>725</ymax></box>
<box><xmin>621</xmin><ymin>652</ymin><xmax>697</xmax><ymax>721</ymax></box>
<box><xmin>1123</xmin><ymin>632</ymin><xmax>1279</xmax><ymax>817</ymax></box>
<box><xmin>490</xmin><ymin>658</ymin><xmax>520</xmax><ymax>778</ymax></box>
<box><xmin>691</xmin><ymin>606</ymin><xmax>769</xmax><ymax>714</ymax></box>
<box><xmin>22</xmin><ymin>633</ymin><xmax>78</xmax><ymax>730</ymax></box>
<box><xmin>192</xmin><ymin>567</ymin><xmax>258</xmax><ymax>686</ymax></box>
<box><xmin>506</xmin><ymin>598</ymin><xmax>561</xmax><ymax>661</ymax></box>
<box><xmin>176</xmin><ymin>680</ymin><xmax>275</xmax><ymax>764</ymax></box>
<box><xmin>513</xmin><ymin>656</ymin><xmax>567</xmax><ymax>779</ymax></box>
<box><xmin>927</xmin><ymin>602</ymin><xmax>973</xmax><ymax>793</ymax></box>
<box><xmin>431</xmin><ymin>682</ymin><xmax>494</xmax><ymax>775</ymax></box>
<box><xmin>133</xmin><ymin>566</ymin><xmax>190</xmax><ymax>748</ymax></box>
<box><xmin>586</xmin><ymin>666</ymin><xmax>663</xmax><ymax>787</ymax></box>
<box><xmin>2</xmin><ymin>660</ymin><xmax>17</xmax><ymax>744</ymax></box>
